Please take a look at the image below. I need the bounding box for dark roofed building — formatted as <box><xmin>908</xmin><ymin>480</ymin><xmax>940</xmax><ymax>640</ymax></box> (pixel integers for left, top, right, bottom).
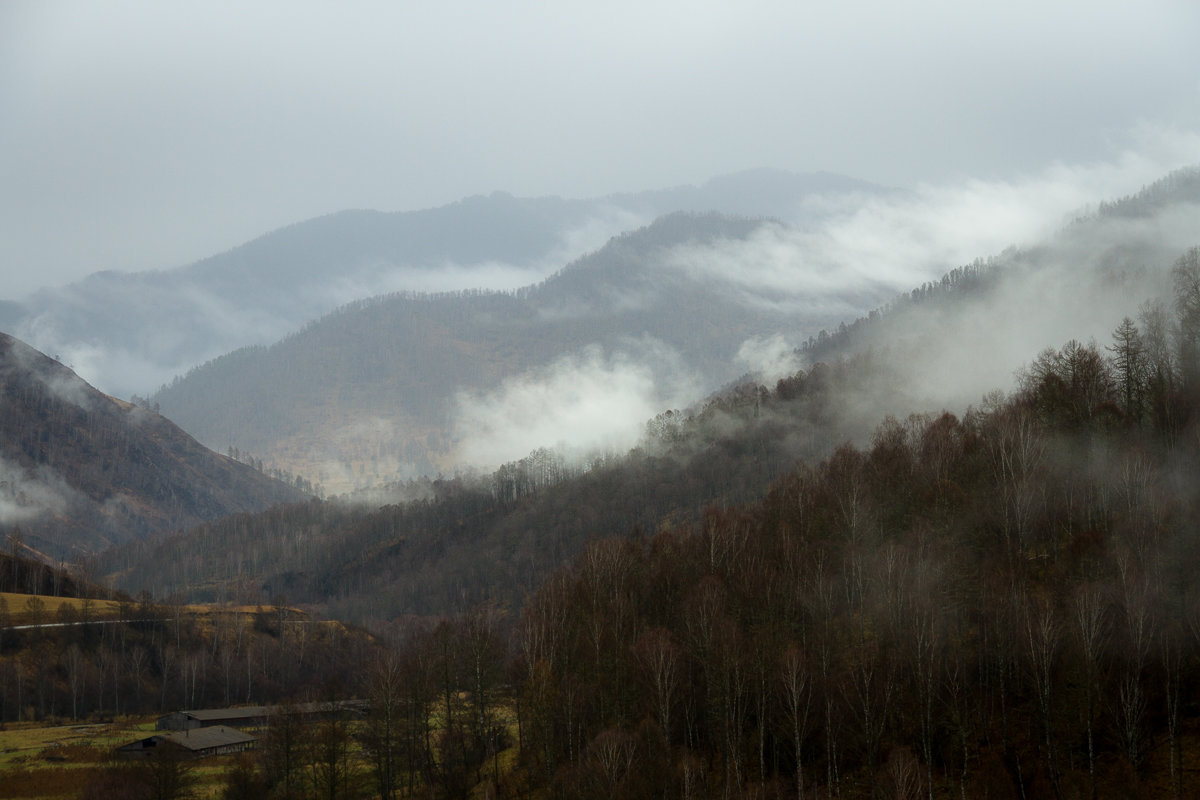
<box><xmin>157</xmin><ymin>700</ymin><xmax>367</xmax><ymax>731</ymax></box>
<box><xmin>157</xmin><ymin>706</ymin><xmax>271</xmax><ymax>731</ymax></box>
<box><xmin>117</xmin><ymin>725</ymin><xmax>256</xmax><ymax>759</ymax></box>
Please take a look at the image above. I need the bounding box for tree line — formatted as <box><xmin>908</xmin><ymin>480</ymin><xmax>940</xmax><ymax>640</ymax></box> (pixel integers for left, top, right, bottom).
<box><xmin>0</xmin><ymin>591</ymin><xmax>378</xmax><ymax>725</ymax></box>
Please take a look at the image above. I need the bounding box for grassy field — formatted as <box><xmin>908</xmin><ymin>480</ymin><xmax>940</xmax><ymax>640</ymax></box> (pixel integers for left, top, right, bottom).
<box><xmin>2</xmin><ymin>718</ymin><xmax>157</xmax><ymax>798</ymax></box>
<box><xmin>0</xmin><ymin>717</ymin><xmax>260</xmax><ymax>799</ymax></box>
<box><xmin>0</xmin><ymin>592</ymin><xmax>125</xmax><ymax>625</ymax></box>
<box><xmin>0</xmin><ymin>693</ymin><xmax>527</xmax><ymax>799</ymax></box>
<box><xmin>0</xmin><ymin>719</ymin><xmax>141</xmax><ymax>772</ymax></box>
<box><xmin>0</xmin><ymin>591</ymin><xmax>298</xmax><ymax>627</ymax></box>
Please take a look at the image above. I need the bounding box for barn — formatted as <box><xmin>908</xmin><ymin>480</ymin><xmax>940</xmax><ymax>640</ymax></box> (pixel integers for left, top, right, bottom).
<box><xmin>116</xmin><ymin>725</ymin><xmax>256</xmax><ymax>759</ymax></box>
<box><xmin>156</xmin><ymin>706</ymin><xmax>271</xmax><ymax>731</ymax></box>
<box><xmin>156</xmin><ymin>700</ymin><xmax>367</xmax><ymax>731</ymax></box>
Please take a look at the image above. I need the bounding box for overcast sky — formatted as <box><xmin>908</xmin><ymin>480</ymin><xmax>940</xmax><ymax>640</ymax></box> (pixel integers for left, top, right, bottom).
<box><xmin>3</xmin><ymin>0</ymin><xmax>1199</xmax><ymax>300</ymax></box>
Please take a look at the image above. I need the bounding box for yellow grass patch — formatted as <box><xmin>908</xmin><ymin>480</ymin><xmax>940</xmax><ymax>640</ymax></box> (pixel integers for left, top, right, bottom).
<box><xmin>0</xmin><ymin>592</ymin><xmax>302</xmax><ymax>627</ymax></box>
<box><xmin>0</xmin><ymin>593</ymin><xmax>125</xmax><ymax>625</ymax></box>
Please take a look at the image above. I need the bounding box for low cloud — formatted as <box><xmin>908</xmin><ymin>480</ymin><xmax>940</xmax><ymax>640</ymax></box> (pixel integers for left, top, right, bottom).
<box><xmin>452</xmin><ymin>341</ymin><xmax>699</xmax><ymax>469</ymax></box>
<box><xmin>330</xmin><ymin>142</ymin><xmax>1200</xmax><ymax>478</ymax></box>
<box><xmin>0</xmin><ymin>457</ymin><xmax>76</xmax><ymax>525</ymax></box>
<box><xmin>13</xmin><ymin>137</ymin><xmax>1200</xmax><ymax>489</ymax></box>
<box><xmin>795</xmin><ymin>198</ymin><xmax>1200</xmax><ymax>448</ymax></box>
<box><xmin>17</xmin><ymin>279</ymin><xmax>297</xmax><ymax>398</ymax></box>
<box><xmin>316</xmin><ymin>209</ymin><xmax>648</xmax><ymax>306</ymax></box>
<box><xmin>665</xmin><ymin>129</ymin><xmax>1200</xmax><ymax>317</ymax></box>
<box><xmin>886</xmin><ymin>227</ymin><xmax>1184</xmax><ymax>417</ymax></box>
<box><xmin>736</xmin><ymin>335</ymin><xmax>804</xmax><ymax>382</ymax></box>
<box><xmin>2</xmin><ymin>332</ymin><xmax>107</xmax><ymax>412</ymax></box>
<box><xmin>461</xmin><ymin>136</ymin><xmax>1200</xmax><ymax>469</ymax></box>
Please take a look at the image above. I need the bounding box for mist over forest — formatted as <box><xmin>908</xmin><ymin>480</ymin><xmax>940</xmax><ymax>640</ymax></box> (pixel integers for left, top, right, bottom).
<box><xmin>4</xmin><ymin>163</ymin><xmax>1200</xmax><ymax>553</ymax></box>
<box><xmin>7</xmin><ymin>162</ymin><xmax>1200</xmax><ymax>799</ymax></box>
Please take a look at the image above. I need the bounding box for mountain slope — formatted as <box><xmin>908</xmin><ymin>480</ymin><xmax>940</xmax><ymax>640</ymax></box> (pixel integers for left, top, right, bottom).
<box><xmin>87</xmin><ymin>169</ymin><xmax>1200</xmax><ymax>800</ymax></box>
<box><xmin>793</xmin><ymin>167</ymin><xmax>1200</xmax><ymax>416</ymax></box>
<box><xmin>150</xmin><ymin>212</ymin><xmax>887</xmax><ymax>491</ymax></box>
<box><xmin>0</xmin><ymin>333</ymin><xmax>306</xmax><ymax>559</ymax></box>
<box><xmin>11</xmin><ymin>193</ymin><xmax>614</xmax><ymax>401</ymax></box>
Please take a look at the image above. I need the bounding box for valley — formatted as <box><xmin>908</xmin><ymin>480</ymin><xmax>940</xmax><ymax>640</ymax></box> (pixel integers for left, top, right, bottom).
<box><xmin>4</xmin><ymin>167</ymin><xmax>1200</xmax><ymax>797</ymax></box>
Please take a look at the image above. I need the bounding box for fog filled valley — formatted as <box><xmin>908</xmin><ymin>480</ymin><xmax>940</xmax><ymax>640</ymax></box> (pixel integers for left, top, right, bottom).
<box><xmin>7</xmin><ymin>164</ymin><xmax>1200</xmax><ymax>799</ymax></box>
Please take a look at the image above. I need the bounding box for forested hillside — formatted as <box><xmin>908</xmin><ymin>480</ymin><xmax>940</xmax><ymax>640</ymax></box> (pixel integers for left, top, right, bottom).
<box><xmin>102</xmin><ymin>352</ymin><xmax>895</xmax><ymax>623</ymax></box>
<box><xmin>502</xmin><ymin>310</ymin><xmax>1200</xmax><ymax>799</ymax></box>
<box><xmin>346</xmin><ymin>249</ymin><xmax>1200</xmax><ymax>799</ymax></box>
<box><xmin>804</xmin><ymin>167</ymin><xmax>1200</xmax><ymax>369</ymax></box>
<box><xmin>0</xmin><ymin>334</ymin><xmax>306</xmax><ymax>559</ymax></box>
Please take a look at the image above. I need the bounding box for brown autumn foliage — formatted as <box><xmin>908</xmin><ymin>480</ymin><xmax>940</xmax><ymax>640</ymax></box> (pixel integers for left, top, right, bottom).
<box><xmin>507</xmin><ymin>321</ymin><xmax>1200</xmax><ymax>799</ymax></box>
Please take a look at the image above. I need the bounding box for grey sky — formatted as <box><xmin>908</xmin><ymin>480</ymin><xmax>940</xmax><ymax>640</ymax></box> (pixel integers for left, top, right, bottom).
<box><xmin>2</xmin><ymin>0</ymin><xmax>1199</xmax><ymax>300</ymax></box>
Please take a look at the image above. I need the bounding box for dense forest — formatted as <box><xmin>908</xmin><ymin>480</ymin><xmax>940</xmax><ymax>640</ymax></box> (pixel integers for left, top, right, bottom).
<box><xmin>469</xmin><ymin>249</ymin><xmax>1200</xmax><ymax>799</ymax></box>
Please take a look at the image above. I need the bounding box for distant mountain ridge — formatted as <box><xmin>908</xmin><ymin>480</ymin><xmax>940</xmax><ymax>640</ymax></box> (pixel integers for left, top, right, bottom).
<box><xmin>0</xmin><ymin>333</ymin><xmax>306</xmax><ymax>559</ymax></box>
<box><xmin>150</xmin><ymin>211</ymin><xmax>892</xmax><ymax>492</ymax></box>
<box><xmin>9</xmin><ymin>169</ymin><xmax>893</xmax><ymax>401</ymax></box>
